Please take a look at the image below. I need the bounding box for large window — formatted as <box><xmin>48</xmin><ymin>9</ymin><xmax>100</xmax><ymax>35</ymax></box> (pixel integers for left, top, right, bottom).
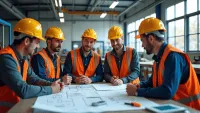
<box><xmin>127</xmin><ymin>13</ymin><xmax>156</xmax><ymax>53</ymax></box>
<box><xmin>168</xmin><ymin>19</ymin><xmax>184</xmax><ymax>51</ymax></box>
<box><xmin>166</xmin><ymin>1</ymin><xmax>185</xmax><ymax>51</ymax></box>
<box><xmin>166</xmin><ymin>0</ymin><xmax>200</xmax><ymax>52</ymax></box>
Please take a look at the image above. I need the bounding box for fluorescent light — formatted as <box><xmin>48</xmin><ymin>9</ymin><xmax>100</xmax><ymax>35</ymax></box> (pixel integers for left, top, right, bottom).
<box><xmin>60</xmin><ymin>18</ymin><xmax>64</xmax><ymax>23</ymax></box>
<box><xmin>59</xmin><ymin>12</ymin><xmax>64</xmax><ymax>17</ymax></box>
<box><xmin>100</xmin><ymin>13</ymin><xmax>107</xmax><ymax>18</ymax></box>
<box><xmin>55</xmin><ymin>0</ymin><xmax>58</xmax><ymax>7</ymax></box>
<box><xmin>109</xmin><ymin>1</ymin><xmax>119</xmax><ymax>9</ymax></box>
<box><xmin>58</xmin><ymin>0</ymin><xmax>62</xmax><ymax>7</ymax></box>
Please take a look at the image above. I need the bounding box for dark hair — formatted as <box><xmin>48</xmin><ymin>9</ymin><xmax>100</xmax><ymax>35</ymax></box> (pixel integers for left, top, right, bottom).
<box><xmin>145</xmin><ymin>30</ymin><xmax>165</xmax><ymax>42</ymax></box>
<box><xmin>13</xmin><ymin>31</ymin><xmax>36</xmax><ymax>45</ymax></box>
<box><xmin>82</xmin><ymin>36</ymin><xmax>96</xmax><ymax>41</ymax></box>
<box><xmin>45</xmin><ymin>37</ymin><xmax>53</xmax><ymax>46</ymax></box>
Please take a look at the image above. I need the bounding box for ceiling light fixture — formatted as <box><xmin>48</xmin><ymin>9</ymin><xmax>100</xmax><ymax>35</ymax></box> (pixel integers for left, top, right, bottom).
<box><xmin>100</xmin><ymin>13</ymin><xmax>107</xmax><ymax>18</ymax></box>
<box><xmin>60</xmin><ymin>18</ymin><xmax>65</xmax><ymax>23</ymax></box>
<box><xmin>54</xmin><ymin>0</ymin><xmax>58</xmax><ymax>7</ymax></box>
<box><xmin>58</xmin><ymin>12</ymin><xmax>64</xmax><ymax>17</ymax></box>
<box><xmin>109</xmin><ymin>1</ymin><xmax>119</xmax><ymax>9</ymax></box>
<box><xmin>58</xmin><ymin>0</ymin><xmax>62</xmax><ymax>7</ymax></box>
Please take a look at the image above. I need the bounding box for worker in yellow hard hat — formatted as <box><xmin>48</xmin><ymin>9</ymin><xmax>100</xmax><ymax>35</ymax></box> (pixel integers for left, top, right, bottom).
<box><xmin>0</xmin><ymin>18</ymin><xmax>63</xmax><ymax>112</ymax></box>
<box><xmin>126</xmin><ymin>17</ymin><xmax>200</xmax><ymax>110</ymax></box>
<box><xmin>31</xmin><ymin>26</ymin><xmax>71</xmax><ymax>84</ymax></box>
<box><xmin>104</xmin><ymin>26</ymin><xmax>140</xmax><ymax>86</ymax></box>
<box><xmin>63</xmin><ymin>28</ymin><xmax>103</xmax><ymax>84</ymax></box>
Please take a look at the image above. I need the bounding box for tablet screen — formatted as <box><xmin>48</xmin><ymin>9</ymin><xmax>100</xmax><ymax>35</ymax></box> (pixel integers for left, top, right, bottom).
<box><xmin>146</xmin><ymin>104</ymin><xmax>186</xmax><ymax>113</ymax></box>
<box><xmin>154</xmin><ymin>105</ymin><xmax>176</xmax><ymax>111</ymax></box>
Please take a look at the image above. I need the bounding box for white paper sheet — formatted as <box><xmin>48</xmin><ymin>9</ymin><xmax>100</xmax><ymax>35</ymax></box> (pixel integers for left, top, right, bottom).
<box><xmin>92</xmin><ymin>83</ymin><xmax>127</xmax><ymax>91</ymax></box>
<box><xmin>33</xmin><ymin>84</ymin><xmax>158</xmax><ymax>113</ymax></box>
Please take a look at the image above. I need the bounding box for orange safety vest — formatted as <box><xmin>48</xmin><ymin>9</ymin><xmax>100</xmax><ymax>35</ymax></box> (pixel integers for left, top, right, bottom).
<box><xmin>36</xmin><ymin>49</ymin><xmax>61</xmax><ymax>79</ymax></box>
<box><xmin>0</xmin><ymin>46</ymin><xmax>28</xmax><ymax>112</ymax></box>
<box><xmin>153</xmin><ymin>44</ymin><xmax>200</xmax><ymax>110</ymax></box>
<box><xmin>71</xmin><ymin>48</ymin><xmax>100</xmax><ymax>77</ymax></box>
<box><xmin>106</xmin><ymin>47</ymin><xmax>140</xmax><ymax>84</ymax></box>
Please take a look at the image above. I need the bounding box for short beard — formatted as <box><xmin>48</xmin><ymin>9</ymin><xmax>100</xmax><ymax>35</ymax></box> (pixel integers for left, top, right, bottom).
<box><xmin>82</xmin><ymin>46</ymin><xmax>91</xmax><ymax>52</ymax></box>
<box><xmin>50</xmin><ymin>44</ymin><xmax>60</xmax><ymax>52</ymax></box>
<box><xmin>146</xmin><ymin>41</ymin><xmax>153</xmax><ymax>55</ymax></box>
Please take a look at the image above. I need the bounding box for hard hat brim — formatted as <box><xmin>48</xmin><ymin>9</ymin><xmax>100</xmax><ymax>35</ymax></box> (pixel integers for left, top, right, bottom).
<box><xmin>82</xmin><ymin>36</ymin><xmax>97</xmax><ymax>40</ymax></box>
<box><xmin>37</xmin><ymin>36</ymin><xmax>46</xmax><ymax>41</ymax></box>
<box><xmin>109</xmin><ymin>36</ymin><xmax>121</xmax><ymax>40</ymax></box>
<box><xmin>135</xmin><ymin>35</ymin><xmax>141</xmax><ymax>39</ymax></box>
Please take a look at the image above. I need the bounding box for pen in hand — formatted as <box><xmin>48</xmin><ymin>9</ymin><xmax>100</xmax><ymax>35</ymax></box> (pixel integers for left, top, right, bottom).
<box><xmin>124</xmin><ymin>102</ymin><xmax>141</xmax><ymax>107</ymax></box>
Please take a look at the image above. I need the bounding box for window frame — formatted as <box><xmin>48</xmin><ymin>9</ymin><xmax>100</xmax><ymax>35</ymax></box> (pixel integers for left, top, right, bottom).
<box><xmin>166</xmin><ymin>0</ymin><xmax>200</xmax><ymax>52</ymax></box>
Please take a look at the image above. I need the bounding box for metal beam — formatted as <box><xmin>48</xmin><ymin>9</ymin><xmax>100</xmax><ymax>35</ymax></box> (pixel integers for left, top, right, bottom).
<box><xmin>5</xmin><ymin>18</ymin><xmax>119</xmax><ymax>22</ymax></box>
<box><xmin>85</xmin><ymin>0</ymin><xmax>92</xmax><ymax>10</ymax></box>
<box><xmin>87</xmin><ymin>0</ymin><xmax>101</xmax><ymax>18</ymax></box>
<box><xmin>0</xmin><ymin>0</ymin><xmax>25</xmax><ymax>19</ymax></box>
<box><xmin>117</xmin><ymin>0</ymin><xmax>143</xmax><ymax>18</ymax></box>
<box><xmin>50</xmin><ymin>0</ymin><xmax>59</xmax><ymax>20</ymax></box>
<box><xmin>107</xmin><ymin>0</ymin><xmax>137</xmax><ymax>1</ymax></box>
<box><xmin>62</xmin><ymin>8</ymin><xmax>119</xmax><ymax>15</ymax></box>
<box><xmin>14</xmin><ymin>4</ymin><xmax>128</xmax><ymax>9</ymax></box>
<box><xmin>121</xmin><ymin>0</ymin><xmax>166</xmax><ymax>23</ymax></box>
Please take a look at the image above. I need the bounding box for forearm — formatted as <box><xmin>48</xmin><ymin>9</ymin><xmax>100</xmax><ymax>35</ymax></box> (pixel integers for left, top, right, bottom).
<box><xmin>140</xmin><ymin>76</ymin><xmax>153</xmax><ymax>88</ymax></box>
<box><xmin>137</xmin><ymin>86</ymin><xmax>173</xmax><ymax>99</ymax></box>
<box><xmin>121</xmin><ymin>70</ymin><xmax>140</xmax><ymax>83</ymax></box>
<box><xmin>104</xmin><ymin>73</ymin><xmax>112</xmax><ymax>82</ymax></box>
<box><xmin>15</xmin><ymin>81</ymin><xmax>52</xmax><ymax>99</ymax></box>
<box><xmin>0</xmin><ymin>55</ymin><xmax>53</xmax><ymax>99</ymax></box>
<box><xmin>104</xmin><ymin>57</ymin><xmax>112</xmax><ymax>82</ymax></box>
<box><xmin>27</xmin><ymin>67</ymin><xmax>52</xmax><ymax>85</ymax></box>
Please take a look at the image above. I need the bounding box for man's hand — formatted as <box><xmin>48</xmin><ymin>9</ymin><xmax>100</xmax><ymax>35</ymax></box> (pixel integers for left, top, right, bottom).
<box><xmin>58</xmin><ymin>81</ymin><xmax>64</xmax><ymax>91</ymax></box>
<box><xmin>80</xmin><ymin>76</ymin><xmax>92</xmax><ymax>84</ymax></box>
<box><xmin>112</xmin><ymin>79</ymin><xmax>123</xmax><ymax>86</ymax></box>
<box><xmin>133</xmin><ymin>83</ymin><xmax>140</xmax><ymax>88</ymax></box>
<box><xmin>51</xmin><ymin>79</ymin><xmax>62</xmax><ymax>94</ymax></box>
<box><xmin>62</xmin><ymin>74</ymin><xmax>72</xmax><ymax>85</ymax></box>
<box><xmin>126</xmin><ymin>83</ymin><xmax>138</xmax><ymax>96</ymax></box>
<box><xmin>75</xmin><ymin>75</ymin><xmax>92</xmax><ymax>84</ymax></box>
<box><xmin>75</xmin><ymin>77</ymin><xmax>81</xmax><ymax>84</ymax></box>
<box><xmin>110</xmin><ymin>76</ymin><xmax>123</xmax><ymax>86</ymax></box>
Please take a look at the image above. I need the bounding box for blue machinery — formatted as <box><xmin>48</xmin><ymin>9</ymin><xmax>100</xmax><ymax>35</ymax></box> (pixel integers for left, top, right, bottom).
<box><xmin>0</xmin><ymin>18</ymin><xmax>12</xmax><ymax>47</ymax></box>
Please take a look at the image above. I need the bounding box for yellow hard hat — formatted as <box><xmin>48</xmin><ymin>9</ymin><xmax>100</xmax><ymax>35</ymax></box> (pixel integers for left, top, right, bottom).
<box><xmin>82</xmin><ymin>28</ymin><xmax>97</xmax><ymax>40</ymax></box>
<box><xmin>135</xmin><ymin>17</ymin><xmax>166</xmax><ymax>39</ymax></box>
<box><xmin>14</xmin><ymin>18</ymin><xmax>45</xmax><ymax>41</ymax></box>
<box><xmin>45</xmin><ymin>27</ymin><xmax>65</xmax><ymax>40</ymax></box>
<box><xmin>108</xmin><ymin>26</ymin><xmax>123</xmax><ymax>40</ymax></box>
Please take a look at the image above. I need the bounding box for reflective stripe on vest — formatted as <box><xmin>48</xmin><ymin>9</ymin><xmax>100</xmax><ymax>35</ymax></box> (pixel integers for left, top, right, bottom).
<box><xmin>126</xmin><ymin>47</ymin><xmax>131</xmax><ymax>73</ymax></box>
<box><xmin>177</xmin><ymin>93</ymin><xmax>200</xmax><ymax>104</ymax></box>
<box><xmin>72</xmin><ymin>49</ymin><xmax>77</xmax><ymax>73</ymax></box>
<box><xmin>94</xmin><ymin>52</ymin><xmax>99</xmax><ymax>69</ymax></box>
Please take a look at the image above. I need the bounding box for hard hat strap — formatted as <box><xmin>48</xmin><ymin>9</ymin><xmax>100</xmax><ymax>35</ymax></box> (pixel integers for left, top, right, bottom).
<box><xmin>145</xmin><ymin>30</ymin><xmax>164</xmax><ymax>38</ymax></box>
<box><xmin>15</xmin><ymin>34</ymin><xmax>35</xmax><ymax>40</ymax></box>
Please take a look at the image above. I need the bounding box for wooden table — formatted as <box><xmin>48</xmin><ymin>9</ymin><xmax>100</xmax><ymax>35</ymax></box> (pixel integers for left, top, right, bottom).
<box><xmin>8</xmin><ymin>97</ymin><xmax>199</xmax><ymax>113</ymax></box>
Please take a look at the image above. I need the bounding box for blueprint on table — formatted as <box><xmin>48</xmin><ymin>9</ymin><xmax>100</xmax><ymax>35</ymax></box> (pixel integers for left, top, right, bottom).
<box><xmin>32</xmin><ymin>84</ymin><xmax>158</xmax><ymax>113</ymax></box>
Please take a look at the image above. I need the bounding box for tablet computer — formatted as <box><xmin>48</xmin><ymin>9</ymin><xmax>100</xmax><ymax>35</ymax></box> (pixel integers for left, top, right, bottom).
<box><xmin>146</xmin><ymin>104</ymin><xmax>186</xmax><ymax>113</ymax></box>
